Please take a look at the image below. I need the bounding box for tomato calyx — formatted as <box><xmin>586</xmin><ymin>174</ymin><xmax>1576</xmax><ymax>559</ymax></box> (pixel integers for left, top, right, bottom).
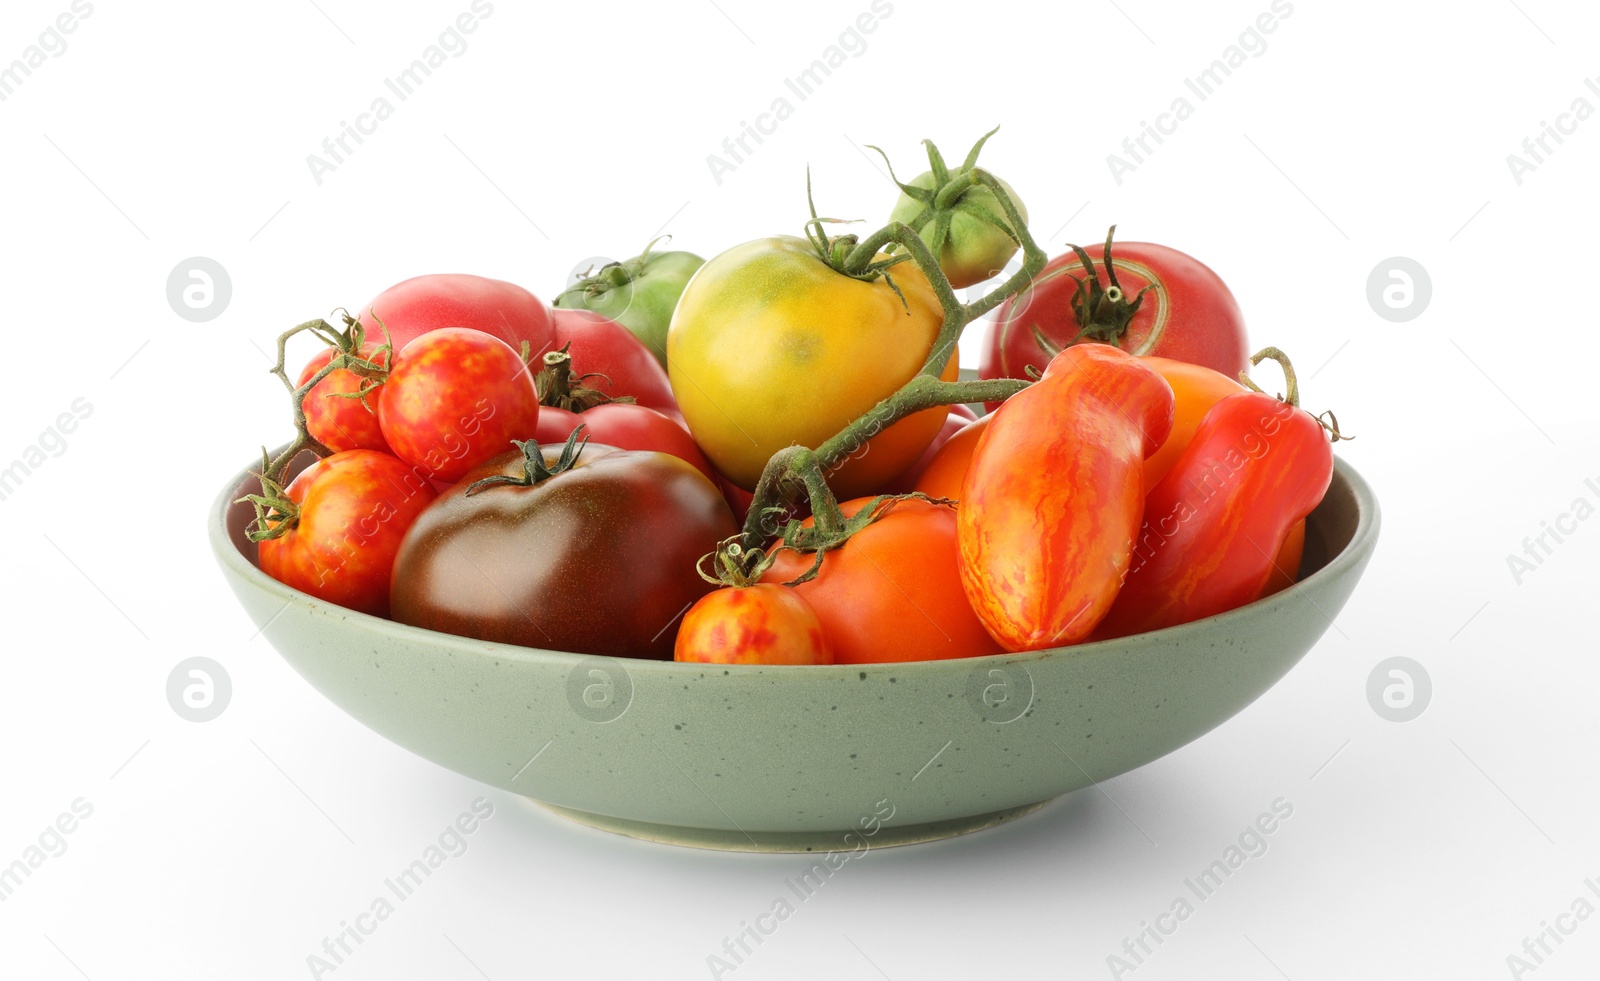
<box><xmin>1035</xmin><ymin>225</ymin><xmax>1159</xmax><ymax>351</ymax></box>
<box><xmin>238</xmin><ymin>450</ymin><xmax>301</xmax><ymax>543</ymax></box>
<box><xmin>463</xmin><ymin>427</ymin><xmax>589</xmax><ymax>496</ymax></box>
<box><xmin>1240</xmin><ymin>346</ymin><xmax>1354</xmax><ymax>443</ymax></box>
<box><xmin>535</xmin><ymin>344</ymin><xmax>635</xmax><ymax>413</ymax></box>
<box><xmin>801</xmin><ymin>169</ymin><xmax>914</xmax><ymax>307</ymax></box>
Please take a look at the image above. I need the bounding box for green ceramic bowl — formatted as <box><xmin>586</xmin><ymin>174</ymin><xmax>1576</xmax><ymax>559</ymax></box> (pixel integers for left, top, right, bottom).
<box><xmin>211</xmin><ymin>453</ymin><xmax>1378</xmax><ymax>852</ymax></box>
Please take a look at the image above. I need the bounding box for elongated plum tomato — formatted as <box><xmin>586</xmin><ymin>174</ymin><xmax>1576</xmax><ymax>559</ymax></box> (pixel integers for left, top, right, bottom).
<box><xmin>257</xmin><ymin>450</ymin><xmax>437</xmax><ymax>618</ymax></box>
<box><xmin>377</xmin><ymin>327</ymin><xmax>542</xmax><ymax>484</ymax></box>
<box><xmin>358</xmin><ymin>273</ymin><xmax>555</xmax><ymax>354</ymax></box>
<box><xmin>763</xmin><ymin>498</ymin><xmax>1002</xmax><ymax>663</ymax></box>
<box><xmin>982</xmin><ymin>235</ymin><xmax>1248</xmax><ymax>404</ymax></box>
<box><xmin>390</xmin><ymin>442</ymin><xmax>737</xmax><ymax>659</ymax></box>
<box><xmin>958</xmin><ymin>344</ymin><xmax>1174</xmax><ymax>650</ymax></box>
<box><xmin>297</xmin><ymin>343</ymin><xmax>391</xmax><ymax>454</ymax></box>
<box><xmin>667</xmin><ymin>236</ymin><xmax>956</xmax><ymax>497</ymax></box>
<box><xmin>674</xmin><ymin>585</ymin><xmax>832</xmax><ymax>665</ymax></box>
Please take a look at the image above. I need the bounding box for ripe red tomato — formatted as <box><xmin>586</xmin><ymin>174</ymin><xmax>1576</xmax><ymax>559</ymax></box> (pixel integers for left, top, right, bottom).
<box><xmin>534</xmin><ymin>403</ymin><xmax>715</xmax><ymax>484</ymax></box>
<box><xmin>297</xmin><ymin>343</ymin><xmax>391</xmax><ymax>454</ymax></box>
<box><xmin>390</xmin><ymin>442</ymin><xmax>738</xmax><ymax>659</ymax></box>
<box><xmin>358</xmin><ymin>274</ymin><xmax>555</xmax><ymax>354</ymax></box>
<box><xmin>982</xmin><ymin>236</ymin><xmax>1248</xmax><ymax>401</ymax></box>
<box><xmin>257</xmin><ymin>450</ymin><xmax>437</xmax><ymax>618</ymax></box>
<box><xmin>763</xmin><ymin>498</ymin><xmax>1001</xmax><ymax>663</ymax></box>
<box><xmin>674</xmin><ymin>585</ymin><xmax>832</xmax><ymax>665</ymax></box>
<box><xmin>547</xmin><ymin>307</ymin><xmax>681</xmax><ymax>417</ymax></box>
<box><xmin>912</xmin><ymin>414</ymin><xmax>991</xmax><ymax>502</ymax></box>
<box><xmin>377</xmin><ymin>328</ymin><xmax>542</xmax><ymax>484</ymax></box>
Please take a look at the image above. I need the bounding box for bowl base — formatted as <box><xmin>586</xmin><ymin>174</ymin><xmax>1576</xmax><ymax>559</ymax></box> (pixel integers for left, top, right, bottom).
<box><xmin>529</xmin><ymin>798</ymin><xmax>1056</xmax><ymax>853</ymax></box>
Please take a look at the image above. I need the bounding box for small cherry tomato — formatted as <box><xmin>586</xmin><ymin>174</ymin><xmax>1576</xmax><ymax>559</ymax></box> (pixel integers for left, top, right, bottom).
<box><xmin>674</xmin><ymin>585</ymin><xmax>832</xmax><ymax>665</ymax></box>
<box><xmin>297</xmin><ymin>343</ymin><xmax>391</xmax><ymax>454</ymax></box>
<box><xmin>256</xmin><ymin>450</ymin><xmax>437</xmax><ymax>618</ymax></box>
<box><xmin>377</xmin><ymin>328</ymin><xmax>542</xmax><ymax>484</ymax></box>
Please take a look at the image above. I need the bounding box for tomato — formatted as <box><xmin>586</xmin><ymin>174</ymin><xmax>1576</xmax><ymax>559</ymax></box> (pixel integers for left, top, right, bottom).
<box><xmin>554</xmin><ymin>243</ymin><xmax>704</xmax><ymax>365</ymax></box>
<box><xmin>884</xmin><ymin>128</ymin><xmax>1028</xmax><ymax>289</ymax></box>
<box><xmin>390</xmin><ymin>441</ymin><xmax>737</xmax><ymax>659</ymax></box>
<box><xmin>674</xmin><ymin>585</ymin><xmax>832</xmax><ymax>665</ymax></box>
<box><xmin>763</xmin><ymin>498</ymin><xmax>1001</xmax><ymax>663</ymax></box>
<box><xmin>358</xmin><ymin>274</ymin><xmax>555</xmax><ymax>354</ymax></box>
<box><xmin>257</xmin><ymin>450</ymin><xmax>436</xmax><ymax>618</ymax></box>
<box><xmin>883</xmin><ymin>404</ymin><xmax>977</xmax><ymax>493</ymax></box>
<box><xmin>982</xmin><ymin>232</ymin><xmax>1248</xmax><ymax>403</ymax></box>
<box><xmin>911</xmin><ymin>414</ymin><xmax>991</xmax><ymax>501</ymax></box>
<box><xmin>546</xmin><ymin>307</ymin><xmax>680</xmax><ymax>417</ymax></box>
<box><xmin>377</xmin><ymin>328</ymin><xmax>542</xmax><ymax>484</ymax></box>
<box><xmin>1093</xmin><ymin>378</ymin><xmax>1333</xmax><ymax>639</ymax></box>
<box><xmin>297</xmin><ymin>342</ymin><xmax>391</xmax><ymax>454</ymax></box>
<box><xmin>667</xmin><ymin>236</ymin><xmax>956</xmax><ymax>497</ymax></box>
<box><xmin>1141</xmin><ymin>357</ymin><xmax>1306</xmax><ymax>590</ymax></box>
<box><xmin>958</xmin><ymin>345</ymin><xmax>1174</xmax><ymax>651</ymax></box>
<box><xmin>534</xmin><ymin>403</ymin><xmax>715</xmax><ymax>484</ymax></box>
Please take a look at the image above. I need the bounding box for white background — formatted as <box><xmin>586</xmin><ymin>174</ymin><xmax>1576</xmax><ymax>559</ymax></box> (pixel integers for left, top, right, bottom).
<box><xmin>1</xmin><ymin>0</ymin><xmax>1596</xmax><ymax>978</ymax></box>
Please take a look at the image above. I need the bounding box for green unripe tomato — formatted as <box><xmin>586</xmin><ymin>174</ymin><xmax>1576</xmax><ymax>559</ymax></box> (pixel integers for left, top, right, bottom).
<box><xmin>889</xmin><ymin>172</ymin><xmax>1028</xmax><ymax>289</ymax></box>
<box><xmin>554</xmin><ymin>244</ymin><xmax>704</xmax><ymax>365</ymax></box>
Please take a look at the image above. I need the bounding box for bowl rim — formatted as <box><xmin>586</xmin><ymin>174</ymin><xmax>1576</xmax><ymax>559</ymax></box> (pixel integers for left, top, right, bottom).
<box><xmin>211</xmin><ymin>451</ymin><xmax>1379</xmax><ymax>675</ymax></box>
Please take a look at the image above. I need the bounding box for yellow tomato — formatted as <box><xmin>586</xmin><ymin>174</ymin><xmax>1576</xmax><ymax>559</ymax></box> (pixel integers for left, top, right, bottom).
<box><xmin>666</xmin><ymin>236</ymin><xmax>955</xmax><ymax>497</ymax></box>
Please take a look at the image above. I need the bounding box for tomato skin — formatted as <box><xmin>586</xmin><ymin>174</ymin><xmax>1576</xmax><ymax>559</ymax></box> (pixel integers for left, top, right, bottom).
<box><xmin>674</xmin><ymin>585</ymin><xmax>832</xmax><ymax>665</ymax></box>
<box><xmin>982</xmin><ymin>242</ymin><xmax>1248</xmax><ymax>404</ymax></box>
<box><xmin>883</xmin><ymin>404</ymin><xmax>978</xmax><ymax>493</ymax></box>
<box><xmin>358</xmin><ymin>273</ymin><xmax>555</xmax><ymax>354</ymax></box>
<box><xmin>911</xmin><ymin>413</ymin><xmax>991</xmax><ymax>501</ymax></box>
<box><xmin>667</xmin><ymin>236</ymin><xmax>955</xmax><ymax>497</ymax></box>
<box><xmin>1142</xmin><ymin>356</ymin><xmax>1306</xmax><ymax>591</ymax></box>
<box><xmin>297</xmin><ymin>343</ymin><xmax>391</xmax><ymax>454</ymax></box>
<box><xmin>554</xmin><ymin>250</ymin><xmax>704</xmax><ymax>365</ymax></box>
<box><xmin>377</xmin><ymin>328</ymin><xmax>542</xmax><ymax>484</ymax></box>
<box><xmin>534</xmin><ymin>403</ymin><xmax>715</xmax><ymax>484</ymax></box>
<box><xmin>390</xmin><ymin>444</ymin><xmax>737</xmax><ymax>659</ymax></box>
<box><xmin>258</xmin><ymin>450</ymin><xmax>437</xmax><ymax>618</ymax></box>
<box><xmin>763</xmin><ymin>498</ymin><xmax>1001</xmax><ymax>663</ymax></box>
<box><xmin>1093</xmin><ymin>392</ymin><xmax>1332</xmax><ymax>639</ymax></box>
<box><xmin>958</xmin><ymin>345</ymin><xmax>1174</xmax><ymax>651</ymax></box>
<box><xmin>547</xmin><ymin>307</ymin><xmax>680</xmax><ymax>416</ymax></box>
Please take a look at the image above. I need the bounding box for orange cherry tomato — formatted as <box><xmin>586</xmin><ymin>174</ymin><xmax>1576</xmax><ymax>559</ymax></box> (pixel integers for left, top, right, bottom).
<box><xmin>763</xmin><ymin>497</ymin><xmax>1001</xmax><ymax>663</ymax></box>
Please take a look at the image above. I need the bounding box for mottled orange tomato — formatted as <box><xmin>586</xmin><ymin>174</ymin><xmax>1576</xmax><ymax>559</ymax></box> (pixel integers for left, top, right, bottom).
<box><xmin>763</xmin><ymin>497</ymin><xmax>1001</xmax><ymax>662</ymax></box>
<box><xmin>297</xmin><ymin>342</ymin><xmax>391</xmax><ymax>454</ymax></box>
<box><xmin>257</xmin><ymin>450</ymin><xmax>437</xmax><ymax>618</ymax></box>
<box><xmin>674</xmin><ymin>585</ymin><xmax>832</xmax><ymax>665</ymax></box>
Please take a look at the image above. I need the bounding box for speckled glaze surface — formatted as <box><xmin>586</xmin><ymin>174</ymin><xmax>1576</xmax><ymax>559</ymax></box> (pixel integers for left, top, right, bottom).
<box><xmin>211</xmin><ymin>454</ymin><xmax>1379</xmax><ymax>852</ymax></box>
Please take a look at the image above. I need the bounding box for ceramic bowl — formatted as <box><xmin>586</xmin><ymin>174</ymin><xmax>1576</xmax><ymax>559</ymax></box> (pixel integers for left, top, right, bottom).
<box><xmin>211</xmin><ymin>452</ymin><xmax>1378</xmax><ymax>852</ymax></box>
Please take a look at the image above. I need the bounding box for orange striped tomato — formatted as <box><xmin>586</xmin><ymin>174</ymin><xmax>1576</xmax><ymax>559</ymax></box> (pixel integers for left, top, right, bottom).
<box><xmin>957</xmin><ymin>344</ymin><xmax>1174</xmax><ymax>650</ymax></box>
<box><xmin>674</xmin><ymin>584</ymin><xmax>832</xmax><ymax>665</ymax></box>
